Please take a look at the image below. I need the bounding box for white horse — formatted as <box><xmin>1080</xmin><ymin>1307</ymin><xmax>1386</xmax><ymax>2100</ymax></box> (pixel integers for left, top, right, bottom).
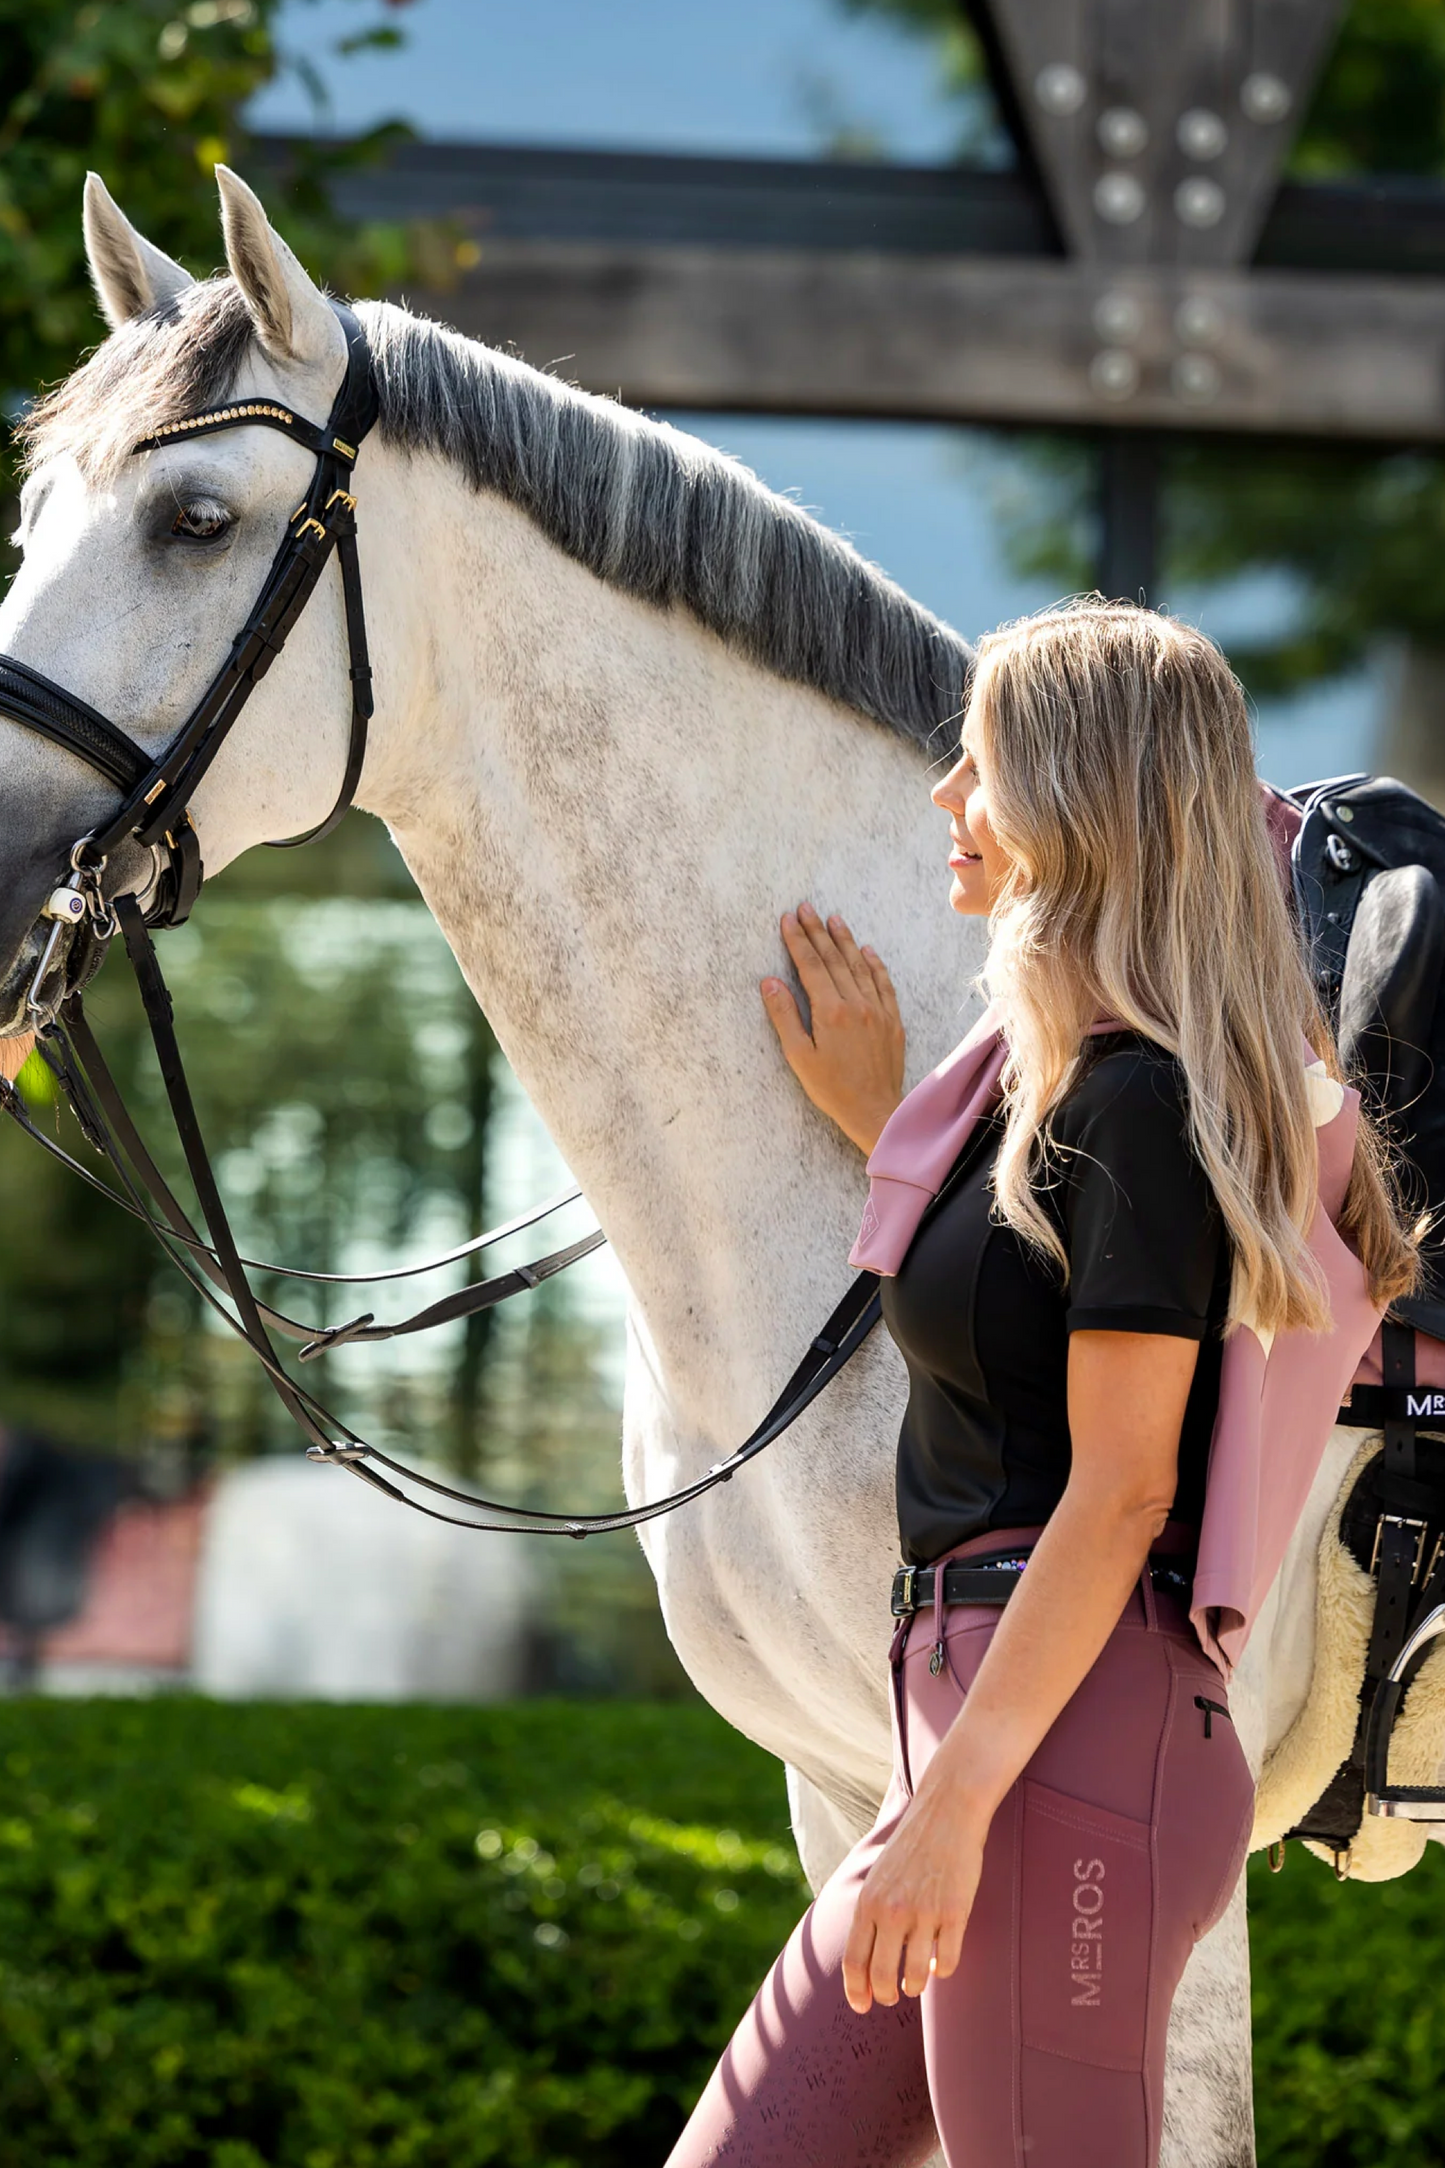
<box><xmin>0</xmin><ymin>168</ymin><xmax>1424</xmax><ymax>2164</ymax></box>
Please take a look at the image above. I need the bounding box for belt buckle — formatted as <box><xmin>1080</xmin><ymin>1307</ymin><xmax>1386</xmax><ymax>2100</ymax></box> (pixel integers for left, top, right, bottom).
<box><xmin>892</xmin><ymin>1566</ymin><xmax>918</xmax><ymax>1618</ymax></box>
<box><xmin>1371</xmin><ymin>1512</ymin><xmax>1430</xmax><ymax>1583</ymax></box>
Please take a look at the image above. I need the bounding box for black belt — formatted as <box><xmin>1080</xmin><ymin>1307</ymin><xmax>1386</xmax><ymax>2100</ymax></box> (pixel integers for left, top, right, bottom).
<box><xmin>890</xmin><ymin>1552</ymin><xmax>1194</xmax><ymax>1618</ymax></box>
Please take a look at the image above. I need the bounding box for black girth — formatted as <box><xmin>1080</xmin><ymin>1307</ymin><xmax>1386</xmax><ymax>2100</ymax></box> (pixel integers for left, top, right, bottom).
<box><xmin>0</xmin><ymin>299</ymin><xmax>881</xmax><ymax>1536</ymax></box>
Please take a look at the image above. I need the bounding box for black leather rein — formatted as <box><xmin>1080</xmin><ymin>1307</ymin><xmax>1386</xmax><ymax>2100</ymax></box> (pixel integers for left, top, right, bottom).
<box><xmin>0</xmin><ymin>299</ymin><xmax>881</xmax><ymax>1535</ymax></box>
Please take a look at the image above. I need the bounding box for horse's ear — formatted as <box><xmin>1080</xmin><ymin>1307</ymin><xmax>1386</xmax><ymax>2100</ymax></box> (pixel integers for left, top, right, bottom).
<box><xmin>214</xmin><ymin>165</ymin><xmax>344</xmax><ymax>378</ymax></box>
<box><xmin>82</xmin><ymin>173</ymin><xmax>194</xmax><ymax>328</ymax></box>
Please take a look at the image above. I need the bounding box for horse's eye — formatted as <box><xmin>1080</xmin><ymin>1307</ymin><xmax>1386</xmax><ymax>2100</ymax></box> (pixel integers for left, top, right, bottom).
<box><xmin>170</xmin><ymin>500</ymin><xmax>231</xmax><ymax>541</ymax></box>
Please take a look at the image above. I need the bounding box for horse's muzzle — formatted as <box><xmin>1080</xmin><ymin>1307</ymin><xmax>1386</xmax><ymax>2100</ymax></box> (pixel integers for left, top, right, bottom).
<box><xmin>0</xmin><ymin>913</ymin><xmax>107</xmax><ymax>1033</ymax></box>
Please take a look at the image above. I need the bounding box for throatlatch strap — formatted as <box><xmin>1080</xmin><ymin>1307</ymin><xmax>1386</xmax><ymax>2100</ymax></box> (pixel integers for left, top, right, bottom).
<box><xmin>268</xmin><ymin>514</ymin><xmax>372</xmax><ymax>849</ymax></box>
<box><xmin>77</xmin><ymin>298</ymin><xmax>379</xmax><ymax>877</ymax></box>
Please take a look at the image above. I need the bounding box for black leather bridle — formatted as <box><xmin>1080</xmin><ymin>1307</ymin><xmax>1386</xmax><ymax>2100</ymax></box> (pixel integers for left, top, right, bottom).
<box><xmin>0</xmin><ymin>299</ymin><xmax>881</xmax><ymax>1534</ymax></box>
<box><xmin>3</xmin><ymin>300</ymin><xmax>381</xmax><ymax>953</ymax></box>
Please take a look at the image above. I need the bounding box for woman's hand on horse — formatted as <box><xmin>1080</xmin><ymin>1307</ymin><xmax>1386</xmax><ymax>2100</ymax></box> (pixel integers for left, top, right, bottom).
<box><xmin>841</xmin><ymin>1776</ymin><xmax>988</xmax><ymax>2013</ymax></box>
<box><xmin>761</xmin><ymin>904</ymin><xmax>905</xmax><ymax>1155</ymax></box>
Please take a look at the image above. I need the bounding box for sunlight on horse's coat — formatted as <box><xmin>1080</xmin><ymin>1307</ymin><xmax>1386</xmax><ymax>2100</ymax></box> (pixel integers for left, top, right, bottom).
<box><xmin>9</xmin><ymin>167</ymin><xmax>1430</xmax><ymax>2165</ymax></box>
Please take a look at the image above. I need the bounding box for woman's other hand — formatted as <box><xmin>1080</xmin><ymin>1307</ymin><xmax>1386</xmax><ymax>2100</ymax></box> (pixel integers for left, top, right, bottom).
<box><xmin>760</xmin><ymin>903</ymin><xmax>904</xmax><ymax>1155</ymax></box>
<box><xmin>842</xmin><ymin>1777</ymin><xmax>988</xmax><ymax>2012</ymax></box>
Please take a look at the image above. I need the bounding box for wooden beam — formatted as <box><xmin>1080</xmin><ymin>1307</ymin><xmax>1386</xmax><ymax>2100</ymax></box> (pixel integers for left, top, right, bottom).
<box><xmin>981</xmin><ymin>0</ymin><xmax>1347</xmax><ymax>267</ymax></box>
<box><xmin>257</xmin><ymin>135</ymin><xmax>1445</xmax><ymax>280</ymax></box>
<box><xmin>410</xmin><ymin>240</ymin><xmax>1445</xmax><ymax>441</ymax></box>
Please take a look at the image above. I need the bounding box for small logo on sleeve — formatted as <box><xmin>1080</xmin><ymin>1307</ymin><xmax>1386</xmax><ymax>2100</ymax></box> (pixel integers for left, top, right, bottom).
<box><xmin>1070</xmin><ymin>1856</ymin><xmax>1105</xmax><ymax>2006</ymax></box>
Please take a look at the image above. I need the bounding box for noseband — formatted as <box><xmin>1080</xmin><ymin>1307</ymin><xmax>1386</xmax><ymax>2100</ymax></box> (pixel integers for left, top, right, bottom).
<box><xmin>0</xmin><ymin>299</ymin><xmax>881</xmax><ymax>1535</ymax></box>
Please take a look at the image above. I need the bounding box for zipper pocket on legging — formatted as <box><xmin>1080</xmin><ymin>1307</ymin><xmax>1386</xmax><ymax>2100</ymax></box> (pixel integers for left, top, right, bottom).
<box><xmin>1194</xmin><ymin>1694</ymin><xmax>1232</xmax><ymax>1739</ymax></box>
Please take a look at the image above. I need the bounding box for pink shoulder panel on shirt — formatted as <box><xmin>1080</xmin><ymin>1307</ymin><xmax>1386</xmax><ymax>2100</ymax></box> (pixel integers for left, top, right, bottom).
<box><xmin>849</xmin><ymin>1004</ymin><xmax>1007</xmax><ymax>1275</ymax></box>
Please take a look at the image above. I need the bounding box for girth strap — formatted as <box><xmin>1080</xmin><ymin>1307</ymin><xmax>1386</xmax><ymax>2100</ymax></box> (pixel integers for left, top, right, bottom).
<box><xmin>1286</xmin><ymin>1319</ymin><xmax>1445</xmax><ymax>1855</ymax></box>
<box><xmin>1363</xmin><ymin>1320</ymin><xmax>1422</xmax><ymax>1694</ymax></box>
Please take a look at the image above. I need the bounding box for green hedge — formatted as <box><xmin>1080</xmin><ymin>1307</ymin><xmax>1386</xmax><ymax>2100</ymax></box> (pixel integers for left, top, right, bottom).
<box><xmin>1</xmin><ymin>1699</ymin><xmax>1443</xmax><ymax>2167</ymax></box>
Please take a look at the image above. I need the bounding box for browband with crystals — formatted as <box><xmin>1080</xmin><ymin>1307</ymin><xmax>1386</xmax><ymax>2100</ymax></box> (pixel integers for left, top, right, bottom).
<box><xmin>134</xmin><ymin>399</ymin><xmax>359</xmax><ymax>463</ymax></box>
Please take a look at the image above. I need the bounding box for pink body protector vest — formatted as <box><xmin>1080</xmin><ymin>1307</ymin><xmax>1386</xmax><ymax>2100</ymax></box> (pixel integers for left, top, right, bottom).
<box><xmin>849</xmin><ymin>1004</ymin><xmax>1384</xmax><ymax>1682</ymax></box>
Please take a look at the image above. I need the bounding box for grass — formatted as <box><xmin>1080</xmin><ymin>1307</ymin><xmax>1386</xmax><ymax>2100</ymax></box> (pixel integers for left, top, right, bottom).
<box><xmin>0</xmin><ymin>1697</ymin><xmax>1441</xmax><ymax>2165</ymax></box>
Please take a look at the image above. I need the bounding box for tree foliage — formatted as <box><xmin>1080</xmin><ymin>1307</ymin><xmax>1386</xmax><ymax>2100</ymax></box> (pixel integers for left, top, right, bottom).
<box><xmin>1170</xmin><ymin>2</ymin><xmax>1445</xmax><ymax>692</ymax></box>
<box><xmin>847</xmin><ymin>0</ymin><xmax>1445</xmax><ymax>181</ymax></box>
<box><xmin>851</xmin><ymin>2</ymin><xmax>1445</xmax><ymax>691</ymax></box>
<box><xmin>0</xmin><ymin>0</ymin><xmax>418</xmax><ymax>542</ymax></box>
<box><xmin>835</xmin><ymin>0</ymin><xmax>1003</xmax><ymax>159</ymax></box>
<box><xmin>1291</xmin><ymin>0</ymin><xmax>1445</xmax><ymax>177</ymax></box>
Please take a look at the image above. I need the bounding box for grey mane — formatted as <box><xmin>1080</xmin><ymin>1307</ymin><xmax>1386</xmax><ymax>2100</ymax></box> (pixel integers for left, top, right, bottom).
<box><xmin>23</xmin><ymin>279</ymin><xmax>972</xmax><ymax>749</ymax></box>
<box><xmin>357</xmin><ymin>302</ymin><xmax>971</xmax><ymax>749</ymax></box>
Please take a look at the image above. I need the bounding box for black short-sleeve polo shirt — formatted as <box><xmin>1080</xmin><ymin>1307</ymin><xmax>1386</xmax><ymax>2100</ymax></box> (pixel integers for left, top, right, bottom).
<box><xmin>880</xmin><ymin>1033</ymin><xmax>1230</xmax><ymax>1567</ymax></box>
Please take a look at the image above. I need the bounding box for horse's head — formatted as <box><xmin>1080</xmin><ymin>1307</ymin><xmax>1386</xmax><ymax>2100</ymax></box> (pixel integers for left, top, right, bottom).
<box><xmin>0</xmin><ymin>169</ymin><xmax>364</xmax><ymax>1034</ymax></box>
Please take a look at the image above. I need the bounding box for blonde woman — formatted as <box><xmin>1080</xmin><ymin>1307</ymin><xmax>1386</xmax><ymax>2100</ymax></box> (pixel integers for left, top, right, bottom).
<box><xmin>667</xmin><ymin>600</ymin><xmax>1414</xmax><ymax>2168</ymax></box>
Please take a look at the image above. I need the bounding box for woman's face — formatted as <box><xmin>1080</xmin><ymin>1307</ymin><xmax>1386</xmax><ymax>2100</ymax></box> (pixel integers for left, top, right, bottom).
<box><xmin>931</xmin><ymin>724</ymin><xmax>1015</xmax><ymax>917</ymax></box>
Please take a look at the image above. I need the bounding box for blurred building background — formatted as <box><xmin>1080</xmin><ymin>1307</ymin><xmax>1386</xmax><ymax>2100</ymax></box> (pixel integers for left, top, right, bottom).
<box><xmin>2</xmin><ymin>0</ymin><xmax>1443</xmax><ymax>1696</ymax></box>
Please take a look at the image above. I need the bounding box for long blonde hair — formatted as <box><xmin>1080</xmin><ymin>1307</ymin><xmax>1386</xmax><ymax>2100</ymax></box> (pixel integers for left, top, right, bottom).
<box><xmin>969</xmin><ymin>597</ymin><xmax>1417</xmax><ymax>1336</ymax></box>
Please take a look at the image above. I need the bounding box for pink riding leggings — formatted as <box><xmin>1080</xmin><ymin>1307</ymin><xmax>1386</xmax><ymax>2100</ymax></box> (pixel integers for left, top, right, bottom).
<box><xmin>666</xmin><ymin>1527</ymin><xmax>1256</xmax><ymax>2168</ymax></box>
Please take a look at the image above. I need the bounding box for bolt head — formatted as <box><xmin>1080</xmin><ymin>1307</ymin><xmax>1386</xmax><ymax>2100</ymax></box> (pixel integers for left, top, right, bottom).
<box><xmin>1175</xmin><ymin>176</ymin><xmax>1226</xmax><ymax>229</ymax></box>
<box><xmin>1171</xmin><ymin>351</ymin><xmax>1222</xmax><ymax>403</ymax></box>
<box><xmin>1090</xmin><ymin>348</ymin><xmax>1141</xmax><ymax>401</ymax></box>
<box><xmin>1035</xmin><ymin>61</ymin><xmax>1087</xmax><ymax>116</ymax></box>
<box><xmin>1093</xmin><ymin>290</ymin><xmax>1145</xmax><ymax>343</ymax></box>
<box><xmin>1097</xmin><ymin>105</ymin><xmax>1148</xmax><ymax>158</ymax></box>
<box><xmin>1174</xmin><ymin>293</ymin><xmax>1225</xmax><ymax>345</ymax></box>
<box><xmin>1240</xmin><ymin>71</ymin><xmax>1291</xmax><ymax>124</ymax></box>
<box><xmin>1177</xmin><ymin>106</ymin><xmax>1228</xmax><ymax>160</ymax></box>
<box><xmin>1095</xmin><ymin>170</ymin><xmax>1146</xmax><ymax>225</ymax></box>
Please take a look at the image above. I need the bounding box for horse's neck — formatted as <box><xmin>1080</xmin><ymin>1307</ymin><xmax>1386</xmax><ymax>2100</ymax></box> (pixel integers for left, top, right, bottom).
<box><xmin>367</xmin><ymin>450</ymin><xmax>979</xmax><ymax>1438</ymax></box>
